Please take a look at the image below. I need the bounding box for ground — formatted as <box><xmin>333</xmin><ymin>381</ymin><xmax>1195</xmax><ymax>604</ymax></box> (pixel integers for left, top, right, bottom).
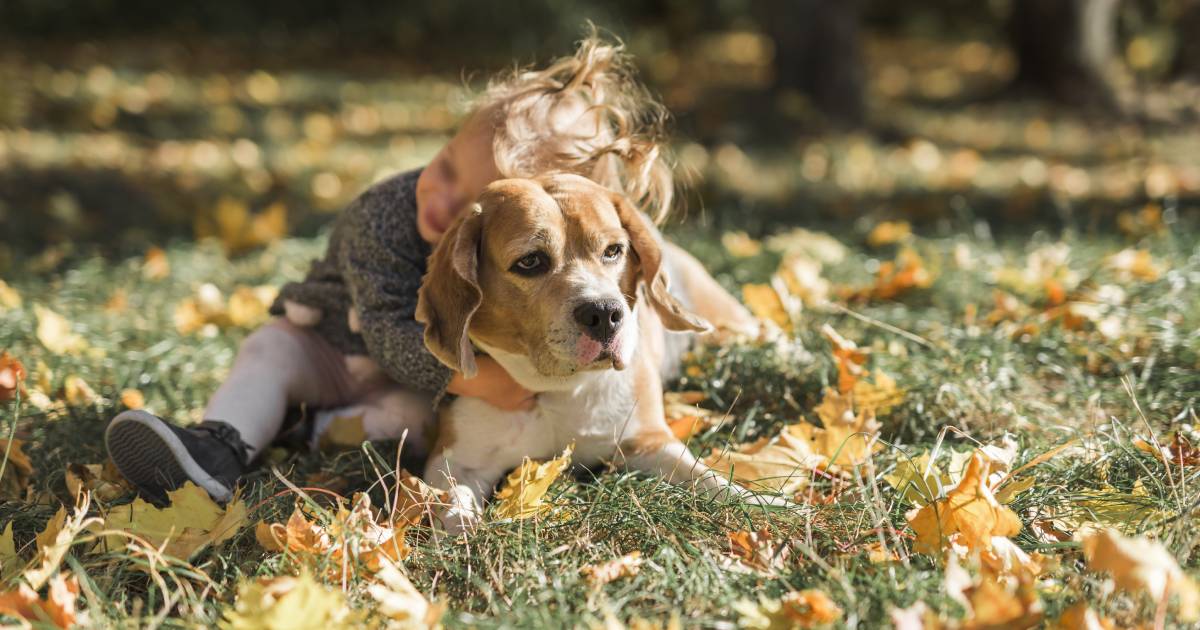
<box><xmin>1</xmin><ymin>33</ymin><xmax>1199</xmax><ymax>629</ymax></box>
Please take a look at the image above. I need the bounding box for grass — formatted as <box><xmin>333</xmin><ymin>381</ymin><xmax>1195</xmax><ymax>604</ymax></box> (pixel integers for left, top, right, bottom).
<box><xmin>2</xmin><ymin>28</ymin><xmax>1200</xmax><ymax>629</ymax></box>
<box><xmin>1</xmin><ymin>210</ymin><xmax>1198</xmax><ymax>627</ymax></box>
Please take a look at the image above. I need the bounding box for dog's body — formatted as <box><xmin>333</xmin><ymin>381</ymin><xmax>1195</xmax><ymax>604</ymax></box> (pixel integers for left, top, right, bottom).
<box><xmin>416</xmin><ymin>174</ymin><xmax>776</xmax><ymax>530</ymax></box>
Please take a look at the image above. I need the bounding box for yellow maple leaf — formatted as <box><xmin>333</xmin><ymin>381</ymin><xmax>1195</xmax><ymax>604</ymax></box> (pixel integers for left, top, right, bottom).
<box><xmin>119</xmin><ymin>388</ymin><xmax>145</xmax><ymax>409</ymax></box>
<box><xmin>802</xmin><ymin>387</ymin><xmax>881</xmax><ymax>467</ymax></box>
<box><xmin>493</xmin><ymin>445</ymin><xmax>573</xmax><ymax>520</ymax></box>
<box><xmin>581</xmin><ymin>551</ymin><xmax>644</xmax><ymax>587</ymax></box>
<box><xmin>852</xmin><ymin>371</ymin><xmax>906</xmax><ymax>416</ymax></box>
<box><xmin>228</xmin><ymin>285</ymin><xmax>278</xmax><ymax>328</ymax></box>
<box><xmin>733</xmin><ymin>590</ymin><xmax>842</xmax><ymax>629</ymax></box>
<box><xmin>663</xmin><ymin>391</ymin><xmax>723</xmax><ymax>441</ymax></box>
<box><xmin>100</xmin><ymin>481</ymin><xmax>246</xmax><ymax>560</ymax></box>
<box><xmin>906</xmin><ymin>451</ymin><xmax>1022</xmax><ymax>555</ymax></box>
<box><xmin>1082</xmin><ymin>528</ymin><xmax>1199</xmax><ymax>622</ymax></box>
<box><xmin>885</xmin><ymin>452</ymin><xmax>946</xmax><ymax>506</ymax></box>
<box><xmin>34</xmin><ymin>305</ymin><xmax>89</xmax><ymax>355</ymax></box>
<box><xmin>742</xmin><ymin>282</ymin><xmax>792</xmax><ymax>327</ymax></box>
<box><xmin>704</xmin><ymin>425</ymin><xmax>824</xmax><ymax>495</ymax></box>
<box><xmin>221</xmin><ymin>570</ymin><xmax>360</xmax><ymax>630</ymax></box>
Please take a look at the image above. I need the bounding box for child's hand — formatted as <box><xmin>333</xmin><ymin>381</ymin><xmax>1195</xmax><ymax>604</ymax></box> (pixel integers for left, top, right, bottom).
<box><xmin>447</xmin><ymin>356</ymin><xmax>536</xmax><ymax>411</ymax></box>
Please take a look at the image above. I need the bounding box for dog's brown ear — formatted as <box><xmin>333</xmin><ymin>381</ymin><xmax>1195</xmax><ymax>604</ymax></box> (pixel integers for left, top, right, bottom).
<box><xmin>416</xmin><ymin>204</ymin><xmax>485</xmax><ymax>377</ymax></box>
<box><xmin>612</xmin><ymin>194</ymin><xmax>711</xmax><ymax>333</ymax></box>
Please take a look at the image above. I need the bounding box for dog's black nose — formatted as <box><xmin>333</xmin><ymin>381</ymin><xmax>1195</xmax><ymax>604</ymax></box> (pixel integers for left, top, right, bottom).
<box><xmin>574</xmin><ymin>299</ymin><xmax>624</xmax><ymax>343</ymax></box>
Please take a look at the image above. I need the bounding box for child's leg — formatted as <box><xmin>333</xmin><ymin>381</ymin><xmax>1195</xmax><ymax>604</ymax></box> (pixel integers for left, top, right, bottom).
<box><xmin>204</xmin><ymin>318</ymin><xmax>365</xmax><ymax>458</ymax></box>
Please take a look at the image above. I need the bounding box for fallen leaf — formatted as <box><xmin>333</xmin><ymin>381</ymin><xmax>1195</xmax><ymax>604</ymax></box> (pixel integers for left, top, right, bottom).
<box><xmin>1134</xmin><ymin>433</ymin><xmax>1200</xmax><ymax>467</ymax></box>
<box><xmin>725</xmin><ymin>529</ymin><xmax>789</xmax><ymax>574</ymax></box>
<box><xmin>0</xmin><ymin>352</ymin><xmax>27</xmax><ymax>402</ymax></box>
<box><xmin>733</xmin><ymin>590</ymin><xmax>842</xmax><ymax>629</ymax></box>
<box><xmin>1048</xmin><ymin>602</ymin><xmax>1114</xmax><ymax>630</ymax></box>
<box><xmin>0</xmin><ymin>521</ymin><xmax>18</xmax><ymax>582</ymax></box>
<box><xmin>228</xmin><ymin>285</ymin><xmax>278</xmax><ymax>328</ymax></box>
<box><xmin>493</xmin><ymin>445</ymin><xmax>573</xmax><ymax>520</ymax></box>
<box><xmin>221</xmin><ymin>570</ymin><xmax>360</xmax><ymax>630</ymax></box>
<box><xmin>0</xmin><ymin>280</ymin><xmax>21</xmax><ymax>311</ymax></box>
<box><xmin>367</xmin><ymin>558</ymin><xmax>444</xmax><ymax>629</ymax></box>
<box><xmin>960</xmin><ymin>571</ymin><xmax>1043</xmax><ymax>629</ymax></box>
<box><xmin>764</xmin><ymin>228</ymin><xmax>847</xmax><ymax>264</ymax></box>
<box><xmin>317</xmin><ymin>412</ymin><xmax>367</xmax><ymax>450</ymax></box>
<box><xmin>867</xmin><ymin>220</ymin><xmax>912</xmax><ymax>247</ymax></box>
<box><xmin>62</xmin><ymin>375</ymin><xmax>100</xmax><ymax>406</ymax></box>
<box><xmin>1081</xmin><ymin>528</ymin><xmax>1199</xmax><ymax>621</ymax></box>
<box><xmin>1106</xmin><ymin>248</ymin><xmax>1162</xmax><ymax>282</ymax></box>
<box><xmin>803</xmin><ymin>387</ymin><xmax>881</xmax><ymax>467</ymax></box>
<box><xmin>664</xmin><ymin>392</ymin><xmax>724</xmax><ymax>440</ymax></box>
<box><xmin>0</xmin><ymin>571</ymin><xmax>81</xmax><ymax>628</ymax></box>
<box><xmin>845</xmin><ymin>248</ymin><xmax>933</xmax><ymax>302</ymax></box>
<box><xmin>906</xmin><ymin>451</ymin><xmax>1022</xmax><ymax>555</ymax></box>
<box><xmin>885</xmin><ymin>452</ymin><xmax>945</xmax><ymax>506</ymax></box>
<box><xmin>581</xmin><ymin>551</ymin><xmax>643</xmax><ymax>586</ymax></box>
<box><xmin>25</xmin><ymin>494</ymin><xmax>96</xmax><ymax>590</ymax></box>
<box><xmin>742</xmin><ymin>282</ymin><xmax>792</xmax><ymax>327</ymax></box>
<box><xmin>142</xmin><ymin>246</ymin><xmax>170</xmax><ymax>280</ymax></box>
<box><xmin>100</xmin><ymin>481</ymin><xmax>247</xmax><ymax>560</ymax></box>
<box><xmin>1116</xmin><ymin>204</ymin><xmax>1164</xmax><ymax>239</ymax></box>
<box><xmin>392</xmin><ymin>469</ymin><xmax>449</xmax><ymax>527</ymax></box>
<box><xmin>777</xmin><ymin>253</ymin><xmax>830</xmax><ymax>306</ymax></box>
<box><xmin>722</xmin><ymin>231</ymin><xmax>762</xmax><ymax>257</ymax></box>
<box><xmin>65</xmin><ymin>463</ymin><xmax>132</xmax><ymax>502</ymax></box>
<box><xmin>119</xmin><ymin>388</ymin><xmax>145</xmax><ymax>409</ymax></box>
<box><xmin>889</xmin><ymin>601</ymin><xmax>936</xmax><ymax>630</ymax></box>
<box><xmin>704</xmin><ymin>425</ymin><xmax>824</xmax><ymax>494</ymax></box>
<box><xmin>822</xmin><ymin>325</ymin><xmax>867</xmax><ymax>393</ymax></box>
<box><xmin>34</xmin><ymin>306</ymin><xmax>88</xmax><ymax>355</ymax></box>
<box><xmin>0</xmin><ymin>439</ymin><xmax>34</xmax><ymax>501</ymax></box>
<box><xmin>851</xmin><ymin>371</ymin><xmax>906</xmax><ymax>416</ymax></box>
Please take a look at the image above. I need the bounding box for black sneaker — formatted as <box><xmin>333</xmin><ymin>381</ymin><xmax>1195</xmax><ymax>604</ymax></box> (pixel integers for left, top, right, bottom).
<box><xmin>105</xmin><ymin>410</ymin><xmax>251</xmax><ymax>504</ymax></box>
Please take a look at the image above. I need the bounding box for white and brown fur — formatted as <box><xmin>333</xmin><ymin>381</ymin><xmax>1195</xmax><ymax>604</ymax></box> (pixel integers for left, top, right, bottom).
<box><xmin>415</xmin><ymin>174</ymin><xmax>782</xmax><ymax>532</ymax></box>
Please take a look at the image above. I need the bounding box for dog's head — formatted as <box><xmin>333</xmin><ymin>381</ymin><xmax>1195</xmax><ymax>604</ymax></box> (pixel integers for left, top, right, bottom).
<box><xmin>416</xmin><ymin>173</ymin><xmax>709</xmax><ymax>381</ymax></box>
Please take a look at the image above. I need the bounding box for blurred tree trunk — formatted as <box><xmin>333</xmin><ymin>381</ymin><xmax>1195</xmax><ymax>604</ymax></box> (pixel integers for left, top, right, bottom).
<box><xmin>1174</xmin><ymin>0</ymin><xmax>1200</xmax><ymax>78</ymax></box>
<box><xmin>760</xmin><ymin>0</ymin><xmax>865</xmax><ymax>128</ymax></box>
<box><xmin>1010</xmin><ymin>0</ymin><xmax>1121</xmax><ymax>109</ymax></box>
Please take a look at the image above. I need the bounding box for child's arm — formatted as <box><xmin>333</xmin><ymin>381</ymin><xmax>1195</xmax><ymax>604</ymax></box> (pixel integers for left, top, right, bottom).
<box><xmin>335</xmin><ymin>191</ymin><xmax>533</xmax><ymax>410</ymax></box>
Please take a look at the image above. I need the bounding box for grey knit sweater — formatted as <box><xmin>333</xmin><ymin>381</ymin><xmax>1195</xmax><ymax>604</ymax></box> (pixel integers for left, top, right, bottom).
<box><xmin>268</xmin><ymin>168</ymin><xmax>453</xmax><ymax>400</ymax></box>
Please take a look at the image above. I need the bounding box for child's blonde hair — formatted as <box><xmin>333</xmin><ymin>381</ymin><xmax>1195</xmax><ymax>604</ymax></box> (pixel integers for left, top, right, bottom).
<box><xmin>472</xmin><ymin>29</ymin><xmax>675</xmax><ymax>224</ymax></box>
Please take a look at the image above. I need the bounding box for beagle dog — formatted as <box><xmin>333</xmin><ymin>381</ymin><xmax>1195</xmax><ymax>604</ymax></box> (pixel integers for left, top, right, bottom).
<box><xmin>416</xmin><ymin>173</ymin><xmax>782</xmax><ymax>531</ymax></box>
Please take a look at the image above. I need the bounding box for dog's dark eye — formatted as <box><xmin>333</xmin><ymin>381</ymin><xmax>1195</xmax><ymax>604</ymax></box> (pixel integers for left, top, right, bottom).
<box><xmin>602</xmin><ymin>243</ymin><xmax>624</xmax><ymax>261</ymax></box>
<box><xmin>511</xmin><ymin>252</ymin><xmax>549</xmax><ymax>276</ymax></box>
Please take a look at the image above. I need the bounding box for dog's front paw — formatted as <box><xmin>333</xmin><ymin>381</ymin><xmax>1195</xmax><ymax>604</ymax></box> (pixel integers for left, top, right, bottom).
<box><xmin>434</xmin><ymin>485</ymin><xmax>483</xmax><ymax>535</ymax></box>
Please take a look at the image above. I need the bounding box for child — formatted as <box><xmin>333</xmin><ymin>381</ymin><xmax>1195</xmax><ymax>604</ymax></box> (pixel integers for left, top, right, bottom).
<box><xmin>104</xmin><ymin>33</ymin><xmax>680</xmax><ymax>503</ymax></box>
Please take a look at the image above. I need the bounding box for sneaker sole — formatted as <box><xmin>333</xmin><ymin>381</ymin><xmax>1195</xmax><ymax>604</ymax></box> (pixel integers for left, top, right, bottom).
<box><xmin>105</xmin><ymin>410</ymin><xmax>233</xmax><ymax>503</ymax></box>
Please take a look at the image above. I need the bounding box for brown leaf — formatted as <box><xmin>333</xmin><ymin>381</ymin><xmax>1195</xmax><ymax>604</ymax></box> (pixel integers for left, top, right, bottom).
<box><xmin>733</xmin><ymin>589</ymin><xmax>842</xmax><ymax>628</ymax></box>
<box><xmin>65</xmin><ymin>463</ymin><xmax>132</xmax><ymax>502</ymax></box>
<box><xmin>1134</xmin><ymin>433</ymin><xmax>1200</xmax><ymax>467</ymax></box>
<box><xmin>1048</xmin><ymin>603</ymin><xmax>1114</xmax><ymax>630</ymax></box>
<box><xmin>725</xmin><ymin>529</ymin><xmax>789</xmax><ymax>574</ymax></box>
<box><xmin>822</xmin><ymin>324</ymin><xmax>867</xmax><ymax>393</ymax></box>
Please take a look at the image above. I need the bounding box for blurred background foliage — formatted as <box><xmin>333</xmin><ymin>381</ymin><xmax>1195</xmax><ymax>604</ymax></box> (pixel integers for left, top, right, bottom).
<box><xmin>0</xmin><ymin>0</ymin><xmax>1197</xmax><ymax>270</ymax></box>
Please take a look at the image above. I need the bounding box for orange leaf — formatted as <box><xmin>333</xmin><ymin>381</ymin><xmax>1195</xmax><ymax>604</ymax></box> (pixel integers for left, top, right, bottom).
<box><xmin>906</xmin><ymin>451</ymin><xmax>1022</xmax><ymax>555</ymax></box>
